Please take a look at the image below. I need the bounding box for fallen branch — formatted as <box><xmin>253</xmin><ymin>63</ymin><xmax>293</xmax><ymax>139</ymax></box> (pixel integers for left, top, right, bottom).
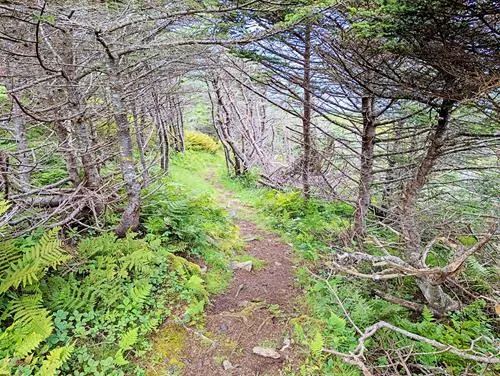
<box><xmin>373</xmin><ymin>290</ymin><xmax>442</xmax><ymax>318</ymax></box>
<box><xmin>323</xmin><ymin>320</ymin><xmax>500</xmax><ymax>376</ymax></box>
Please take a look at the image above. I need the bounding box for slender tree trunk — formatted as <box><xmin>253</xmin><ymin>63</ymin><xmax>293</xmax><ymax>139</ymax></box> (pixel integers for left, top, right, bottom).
<box><xmin>0</xmin><ymin>152</ymin><xmax>9</xmax><ymax>198</ymax></box>
<box><xmin>12</xmin><ymin>101</ymin><xmax>31</xmax><ymax>190</ymax></box>
<box><xmin>132</xmin><ymin>105</ymin><xmax>149</xmax><ymax>184</ymax></box>
<box><xmin>302</xmin><ymin>23</ymin><xmax>313</xmax><ymax>199</ymax></box>
<box><xmin>72</xmin><ymin>117</ymin><xmax>101</xmax><ymax>190</ymax></box>
<box><xmin>63</xmin><ymin>30</ymin><xmax>101</xmax><ymax>191</ymax></box>
<box><xmin>157</xmin><ymin>103</ymin><xmax>171</xmax><ymax>172</ymax></box>
<box><xmin>400</xmin><ymin>98</ymin><xmax>458</xmax><ymax>313</ymax></box>
<box><xmin>109</xmin><ymin>65</ymin><xmax>141</xmax><ymax>237</ymax></box>
<box><xmin>55</xmin><ymin>121</ymin><xmax>80</xmax><ymax>187</ymax></box>
<box><xmin>211</xmin><ymin>77</ymin><xmax>247</xmax><ymax>176</ymax></box>
<box><xmin>381</xmin><ymin>121</ymin><xmax>403</xmax><ymax>222</ymax></box>
<box><xmin>207</xmin><ymin>83</ymin><xmax>232</xmax><ymax>175</ymax></box>
<box><xmin>175</xmin><ymin>99</ymin><xmax>185</xmax><ymax>152</ymax></box>
<box><xmin>353</xmin><ymin>95</ymin><xmax>376</xmax><ymax>238</ymax></box>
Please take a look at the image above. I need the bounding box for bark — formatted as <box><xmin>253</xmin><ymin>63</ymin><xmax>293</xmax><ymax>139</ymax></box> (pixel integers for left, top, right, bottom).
<box><xmin>400</xmin><ymin>98</ymin><xmax>457</xmax><ymax>313</ymax></box>
<box><xmin>109</xmin><ymin>64</ymin><xmax>141</xmax><ymax>237</ymax></box>
<box><xmin>207</xmin><ymin>83</ymin><xmax>232</xmax><ymax>175</ymax></box>
<box><xmin>62</xmin><ymin>30</ymin><xmax>101</xmax><ymax>191</ymax></box>
<box><xmin>175</xmin><ymin>99</ymin><xmax>185</xmax><ymax>152</ymax></box>
<box><xmin>353</xmin><ymin>95</ymin><xmax>376</xmax><ymax>238</ymax></box>
<box><xmin>301</xmin><ymin>23</ymin><xmax>312</xmax><ymax>199</ymax></box>
<box><xmin>380</xmin><ymin>121</ymin><xmax>403</xmax><ymax>222</ymax></box>
<box><xmin>155</xmin><ymin>101</ymin><xmax>170</xmax><ymax>172</ymax></box>
<box><xmin>12</xmin><ymin>101</ymin><xmax>31</xmax><ymax>189</ymax></box>
<box><xmin>75</xmin><ymin>121</ymin><xmax>102</xmax><ymax>190</ymax></box>
<box><xmin>55</xmin><ymin>121</ymin><xmax>80</xmax><ymax>187</ymax></box>
<box><xmin>0</xmin><ymin>152</ymin><xmax>9</xmax><ymax>198</ymax></box>
<box><xmin>132</xmin><ymin>105</ymin><xmax>149</xmax><ymax>184</ymax></box>
<box><xmin>211</xmin><ymin>77</ymin><xmax>247</xmax><ymax>176</ymax></box>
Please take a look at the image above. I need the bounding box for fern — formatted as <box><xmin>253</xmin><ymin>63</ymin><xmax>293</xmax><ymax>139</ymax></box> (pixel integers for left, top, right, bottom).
<box><xmin>310</xmin><ymin>331</ymin><xmax>324</xmax><ymax>358</ymax></box>
<box><xmin>0</xmin><ymin>228</ymin><xmax>69</xmax><ymax>293</ymax></box>
<box><xmin>0</xmin><ymin>306</ymin><xmax>53</xmax><ymax>358</ymax></box>
<box><xmin>9</xmin><ymin>294</ymin><xmax>45</xmax><ymax>323</ymax></box>
<box><xmin>130</xmin><ymin>280</ymin><xmax>152</xmax><ymax>306</ymax></box>
<box><xmin>0</xmin><ymin>229</ymin><xmax>66</xmax><ymax>361</ymax></box>
<box><xmin>119</xmin><ymin>328</ymin><xmax>138</xmax><ymax>350</ymax></box>
<box><xmin>121</xmin><ymin>248</ymin><xmax>154</xmax><ymax>274</ymax></box>
<box><xmin>36</xmin><ymin>344</ymin><xmax>74</xmax><ymax>376</ymax></box>
<box><xmin>0</xmin><ymin>241</ymin><xmax>21</xmax><ymax>274</ymax></box>
<box><xmin>24</xmin><ymin>228</ymin><xmax>68</xmax><ymax>269</ymax></box>
<box><xmin>0</xmin><ymin>261</ymin><xmax>41</xmax><ymax>293</ymax></box>
<box><xmin>422</xmin><ymin>306</ymin><xmax>434</xmax><ymax>323</ymax></box>
<box><xmin>43</xmin><ymin>276</ymin><xmax>92</xmax><ymax>312</ymax></box>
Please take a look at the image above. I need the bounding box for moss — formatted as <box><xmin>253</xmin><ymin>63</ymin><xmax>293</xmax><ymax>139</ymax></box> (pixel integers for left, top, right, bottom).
<box><xmin>205</xmin><ymin>269</ymin><xmax>232</xmax><ymax>294</ymax></box>
<box><xmin>146</xmin><ymin>324</ymin><xmax>188</xmax><ymax>376</ymax></box>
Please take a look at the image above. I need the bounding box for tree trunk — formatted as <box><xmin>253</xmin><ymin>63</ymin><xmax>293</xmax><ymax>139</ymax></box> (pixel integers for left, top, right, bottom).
<box><xmin>400</xmin><ymin>98</ymin><xmax>457</xmax><ymax>313</ymax></box>
<box><xmin>110</xmin><ymin>66</ymin><xmax>141</xmax><ymax>237</ymax></box>
<box><xmin>131</xmin><ymin>105</ymin><xmax>149</xmax><ymax>184</ymax></box>
<box><xmin>211</xmin><ymin>77</ymin><xmax>247</xmax><ymax>176</ymax></box>
<box><xmin>55</xmin><ymin>121</ymin><xmax>81</xmax><ymax>187</ymax></box>
<box><xmin>63</xmin><ymin>30</ymin><xmax>102</xmax><ymax>191</ymax></box>
<box><xmin>353</xmin><ymin>95</ymin><xmax>376</xmax><ymax>238</ymax></box>
<box><xmin>302</xmin><ymin>23</ymin><xmax>312</xmax><ymax>199</ymax></box>
<box><xmin>12</xmin><ymin>101</ymin><xmax>31</xmax><ymax>190</ymax></box>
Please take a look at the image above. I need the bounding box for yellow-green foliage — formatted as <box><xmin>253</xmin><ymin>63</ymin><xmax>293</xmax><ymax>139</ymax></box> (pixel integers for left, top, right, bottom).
<box><xmin>0</xmin><ymin>228</ymin><xmax>71</xmax><ymax>375</ymax></box>
<box><xmin>185</xmin><ymin>130</ymin><xmax>220</xmax><ymax>153</ymax></box>
<box><xmin>145</xmin><ymin>324</ymin><xmax>188</xmax><ymax>375</ymax></box>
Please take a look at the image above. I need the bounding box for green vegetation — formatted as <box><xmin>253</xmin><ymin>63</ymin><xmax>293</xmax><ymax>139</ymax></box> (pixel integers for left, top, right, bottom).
<box><xmin>1</xmin><ymin>149</ymin><xmax>497</xmax><ymax>375</ymax></box>
<box><xmin>0</xmin><ymin>151</ymin><xmax>240</xmax><ymax>375</ymax></box>
<box><xmin>184</xmin><ymin>131</ymin><xmax>220</xmax><ymax>154</ymax></box>
<box><xmin>220</xmin><ymin>174</ymin><xmax>499</xmax><ymax>376</ymax></box>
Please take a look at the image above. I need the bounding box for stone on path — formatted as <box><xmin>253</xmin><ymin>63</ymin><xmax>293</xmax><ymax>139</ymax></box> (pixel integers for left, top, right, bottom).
<box><xmin>222</xmin><ymin>359</ymin><xmax>235</xmax><ymax>370</ymax></box>
<box><xmin>229</xmin><ymin>261</ymin><xmax>253</xmax><ymax>271</ymax></box>
<box><xmin>252</xmin><ymin>346</ymin><xmax>281</xmax><ymax>359</ymax></box>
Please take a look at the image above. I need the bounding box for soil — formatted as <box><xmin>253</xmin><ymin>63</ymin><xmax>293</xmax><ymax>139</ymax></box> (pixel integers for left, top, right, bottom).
<box><xmin>180</xmin><ymin>184</ymin><xmax>305</xmax><ymax>376</ymax></box>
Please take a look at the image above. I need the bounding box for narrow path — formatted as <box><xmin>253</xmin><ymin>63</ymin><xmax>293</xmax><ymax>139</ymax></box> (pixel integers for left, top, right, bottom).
<box><xmin>182</xmin><ymin>180</ymin><xmax>304</xmax><ymax>376</ymax></box>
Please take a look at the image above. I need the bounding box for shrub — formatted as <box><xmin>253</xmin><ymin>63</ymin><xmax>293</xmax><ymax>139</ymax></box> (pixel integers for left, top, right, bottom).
<box><xmin>184</xmin><ymin>130</ymin><xmax>220</xmax><ymax>153</ymax></box>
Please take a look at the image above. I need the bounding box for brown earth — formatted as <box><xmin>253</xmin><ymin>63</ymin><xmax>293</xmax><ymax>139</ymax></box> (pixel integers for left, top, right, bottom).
<box><xmin>180</xmin><ymin>186</ymin><xmax>305</xmax><ymax>376</ymax></box>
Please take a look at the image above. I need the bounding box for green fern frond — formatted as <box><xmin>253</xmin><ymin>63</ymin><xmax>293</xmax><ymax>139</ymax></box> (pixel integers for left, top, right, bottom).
<box><xmin>130</xmin><ymin>280</ymin><xmax>151</xmax><ymax>306</ymax></box>
<box><xmin>0</xmin><ymin>228</ymin><xmax>69</xmax><ymax>293</ymax></box>
<box><xmin>9</xmin><ymin>294</ymin><xmax>44</xmax><ymax>324</ymax></box>
<box><xmin>422</xmin><ymin>306</ymin><xmax>434</xmax><ymax>323</ymax></box>
<box><xmin>118</xmin><ymin>328</ymin><xmax>138</xmax><ymax>350</ymax></box>
<box><xmin>24</xmin><ymin>228</ymin><xmax>69</xmax><ymax>269</ymax></box>
<box><xmin>310</xmin><ymin>331</ymin><xmax>324</xmax><ymax>358</ymax></box>
<box><xmin>0</xmin><ymin>357</ymin><xmax>12</xmax><ymax>375</ymax></box>
<box><xmin>166</xmin><ymin>200</ymin><xmax>189</xmax><ymax>217</ymax></box>
<box><xmin>0</xmin><ymin>241</ymin><xmax>21</xmax><ymax>275</ymax></box>
<box><xmin>1</xmin><ymin>311</ymin><xmax>54</xmax><ymax>358</ymax></box>
<box><xmin>0</xmin><ymin>260</ymin><xmax>41</xmax><ymax>293</ymax></box>
<box><xmin>43</xmin><ymin>276</ymin><xmax>90</xmax><ymax>312</ymax></box>
<box><xmin>121</xmin><ymin>248</ymin><xmax>154</xmax><ymax>273</ymax></box>
<box><xmin>78</xmin><ymin>232</ymin><xmax>118</xmax><ymax>258</ymax></box>
<box><xmin>36</xmin><ymin>344</ymin><xmax>74</xmax><ymax>376</ymax></box>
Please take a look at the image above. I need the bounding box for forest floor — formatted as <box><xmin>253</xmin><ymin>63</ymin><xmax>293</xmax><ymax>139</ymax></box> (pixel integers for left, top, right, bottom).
<box><xmin>174</xmin><ymin>174</ymin><xmax>305</xmax><ymax>375</ymax></box>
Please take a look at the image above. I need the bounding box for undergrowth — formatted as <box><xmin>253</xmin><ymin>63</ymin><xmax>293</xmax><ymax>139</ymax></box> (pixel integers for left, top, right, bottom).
<box><xmin>220</xmin><ymin>174</ymin><xmax>499</xmax><ymax>376</ymax></box>
<box><xmin>0</xmin><ymin>151</ymin><xmax>240</xmax><ymax>375</ymax></box>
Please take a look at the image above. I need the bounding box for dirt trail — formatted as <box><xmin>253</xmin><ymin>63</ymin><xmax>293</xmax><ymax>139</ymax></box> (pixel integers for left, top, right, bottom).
<box><xmin>181</xmin><ymin>183</ymin><xmax>304</xmax><ymax>376</ymax></box>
